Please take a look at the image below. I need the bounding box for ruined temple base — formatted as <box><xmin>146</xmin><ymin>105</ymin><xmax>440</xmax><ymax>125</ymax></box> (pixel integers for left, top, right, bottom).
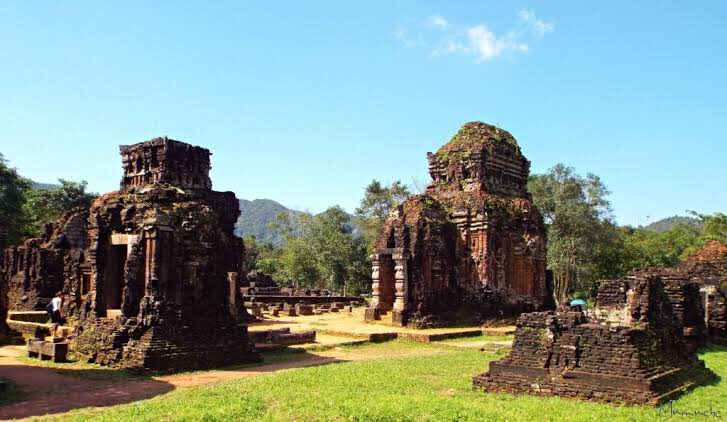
<box><xmin>249</xmin><ymin>307</ymin><xmax>501</xmax><ymax>343</ymax></box>
<box><xmin>474</xmin><ymin>360</ymin><xmax>715</xmax><ymax>405</ymax></box>
<box><xmin>75</xmin><ymin>320</ymin><xmax>261</xmax><ymax>372</ymax></box>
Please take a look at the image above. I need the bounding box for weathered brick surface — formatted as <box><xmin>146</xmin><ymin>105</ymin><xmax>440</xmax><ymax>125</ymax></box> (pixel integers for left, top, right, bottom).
<box><xmin>474</xmin><ymin>276</ymin><xmax>715</xmax><ymax>405</ymax></box>
<box><xmin>240</xmin><ymin>271</ymin><xmax>365</xmax><ymax>307</ymax></box>
<box><xmin>625</xmin><ymin>242</ymin><xmax>727</xmax><ymax>343</ymax></box>
<box><xmin>4</xmin><ymin>138</ymin><xmax>260</xmax><ymax>370</ymax></box>
<box><xmin>369</xmin><ymin>122</ymin><xmax>552</xmax><ymax>327</ymax></box>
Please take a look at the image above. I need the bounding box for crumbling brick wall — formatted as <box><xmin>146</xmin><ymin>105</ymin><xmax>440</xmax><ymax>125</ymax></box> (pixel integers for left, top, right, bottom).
<box><xmin>3</xmin><ymin>137</ymin><xmax>260</xmax><ymax>370</ymax></box>
<box><xmin>475</xmin><ymin>275</ymin><xmax>714</xmax><ymax>405</ymax></box>
<box><xmin>1</xmin><ymin>209</ymin><xmax>90</xmax><ymax>318</ymax></box>
<box><xmin>369</xmin><ymin>122</ymin><xmax>550</xmax><ymax>327</ymax></box>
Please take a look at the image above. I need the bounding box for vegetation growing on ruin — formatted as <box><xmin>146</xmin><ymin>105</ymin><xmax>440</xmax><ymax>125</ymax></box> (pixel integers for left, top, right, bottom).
<box><xmin>42</xmin><ymin>340</ymin><xmax>727</xmax><ymax>421</ymax></box>
<box><xmin>436</xmin><ymin>121</ymin><xmax>522</xmax><ymax>158</ymax></box>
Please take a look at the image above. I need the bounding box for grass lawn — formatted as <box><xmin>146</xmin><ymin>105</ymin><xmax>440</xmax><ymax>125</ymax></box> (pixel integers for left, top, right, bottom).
<box><xmin>39</xmin><ymin>341</ymin><xmax>727</xmax><ymax>421</ymax></box>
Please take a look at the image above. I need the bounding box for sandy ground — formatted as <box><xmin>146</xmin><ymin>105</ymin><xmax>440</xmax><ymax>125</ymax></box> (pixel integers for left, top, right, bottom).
<box><xmin>248</xmin><ymin>307</ymin><xmax>490</xmax><ymax>337</ymax></box>
<box><xmin>0</xmin><ymin>311</ymin><xmax>514</xmax><ymax>420</ymax></box>
<box><xmin>0</xmin><ymin>337</ymin><xmax>451</xmax><ymax>420</ymax></box>
<box><xmin>0</xmin><ymin>346</ymin><xmax>335</xmax><ymax>421</ymax></box>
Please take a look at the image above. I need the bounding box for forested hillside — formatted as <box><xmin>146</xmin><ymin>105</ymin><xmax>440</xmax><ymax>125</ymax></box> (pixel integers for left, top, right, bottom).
<box><xmin>643</xmin><ymin>215</ymin><xmax>703</xmax><ymax>232</ymax></box>
<box><xmin>234</xmin><ymin>199</ymin><xmax>302</xmax><ymax>246</ymax></box>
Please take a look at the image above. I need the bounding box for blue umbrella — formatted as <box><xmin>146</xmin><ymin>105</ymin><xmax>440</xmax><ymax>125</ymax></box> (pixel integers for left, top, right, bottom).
<box><xmin>570</xmin><ymin>299</ymin><xmax>587</xmax><ymax>309</ymax></box>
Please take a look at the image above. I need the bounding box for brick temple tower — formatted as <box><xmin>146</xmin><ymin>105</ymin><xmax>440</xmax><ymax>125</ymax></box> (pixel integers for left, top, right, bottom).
<box><xmin>367</xmin><ymin>122</ymin><xmax>552</xmax><ymax>327</ymax></box>
<box><xmin>2</xmin><ymin>137</ymin><xmax>260</xmax><ymax>370</ymax></box>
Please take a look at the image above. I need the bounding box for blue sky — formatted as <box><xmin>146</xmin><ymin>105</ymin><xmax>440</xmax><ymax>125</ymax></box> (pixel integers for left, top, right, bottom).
<box><xmin>1</xmin><ymin>1</ymin><xmax>725</xmax><ymax>226</ymax></box>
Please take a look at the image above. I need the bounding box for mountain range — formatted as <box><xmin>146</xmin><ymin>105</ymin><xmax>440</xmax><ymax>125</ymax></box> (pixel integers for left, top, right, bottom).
<box><xmin>642</xmin><ymin>215</ymin><xmax>702</xmax><ymax>232</ymax></box>
<box><xmin>30</xmin><ymin>182</ymin><xmax>701</xmax><ymax>244</ymax></box>
<box><xmin>234</xmin><ymin>199</ymin><xmax>303</xmax><ymax>245</ymax></box>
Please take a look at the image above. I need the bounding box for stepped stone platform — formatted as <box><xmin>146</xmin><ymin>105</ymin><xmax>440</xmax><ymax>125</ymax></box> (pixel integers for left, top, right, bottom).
<box><xmin>240</xmin><ymin>271</ymin><xmax>366</xmax><ymax>311</ymax></box>
<box><xmin>249</xmin><ymin>307</ymin><xmax>510</xmax><ymax>345</ymax></box>
<box><xmin>474</xmin><ymin>275</ymin><xmax>715</xmax><ymax>405</ymax></box>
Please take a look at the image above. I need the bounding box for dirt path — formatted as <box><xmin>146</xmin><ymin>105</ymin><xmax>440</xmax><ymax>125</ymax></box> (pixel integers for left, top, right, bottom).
<box><xmin>0</xmin><ymin>340</ymin><xmax>451</xmax><ymax>420</ymax></box>
<box><xmin>0</xmin><ymin>346</ymin><xmax>337</xmax><ymax>420</ymax></box>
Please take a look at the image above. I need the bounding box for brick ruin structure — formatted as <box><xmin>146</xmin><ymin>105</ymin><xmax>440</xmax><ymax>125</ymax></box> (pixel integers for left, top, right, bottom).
<box><xmin>474</xmin><ymin>274</ymin><xmax>715</xmax><ymax>405</ymax></box>
<box><xmin>1</xmin><ymin>137</ymin><xmax>260</xmax><ymax>370</ymax></box>
<box><xmin>240</xmin><ymin>271</ymin><xmax>366</xmax><ymax>308</ymax></box>
<box><xmin>631</xmin><ymin>240</ymin><xmax>727</xmax><ymax>344</ymax></box>
<box><xmin>0</xmin><ymin>223</ymin><xmax>8</xmax><ymax>337</ymax></box>
<box><xmin>366</xmin><ymin>122</ymin><xmax>552</xmax><ymax>327</ymax></box>
<box><xmin>474</xmin><ymin>242</ymin><xmax>727</xmax><ymax>404</ymax></box>
<box><xmin>675</xmin><ymin>241</ymin><xmax>727</xmax><ymax>340</ymax></box>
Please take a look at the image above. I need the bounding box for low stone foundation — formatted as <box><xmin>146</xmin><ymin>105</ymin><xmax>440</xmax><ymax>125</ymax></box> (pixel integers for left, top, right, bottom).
<box><xmin>474</xmin><ymin>276</ymin><xmax>715</xmax><ymax>405</ymax></box>
<box><xmin>75</xmin><ymin>318</ymin><xmax>260</xmax><ymax>371</ymax></box>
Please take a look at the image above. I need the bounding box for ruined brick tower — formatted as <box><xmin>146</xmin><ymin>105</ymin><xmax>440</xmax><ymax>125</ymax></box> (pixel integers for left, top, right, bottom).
<box><xmin>3</xmin><ymin>137</ymin><xmax>260</xmax><ymax>370</ymax></box>
<box><xmin>367</xmin><ymin>122</ymin><xmax>552</xmax><ymax>327</ymax></box>
<box><xmin>474</xmin><ymin>275</ymin><xmax>715</xmax><ymax>404</ymax></box>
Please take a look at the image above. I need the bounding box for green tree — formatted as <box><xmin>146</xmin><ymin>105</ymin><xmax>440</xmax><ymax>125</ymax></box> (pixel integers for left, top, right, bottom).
<box><xmin>618</xmin><ymin>224</ymin><xmax>701</xmax><ymax>273</ymax></box>
<box><xmin>0</xmin><ymin>153</ymin><xmax>31</xmax><ymax>247</ymax></box>
<box><xmin>692</xmin><ymin>211</ymin><xmax>727</xmax><ymax>247</ymax></box>
<box><xmin>615</xmin><ymin>211</ymin><xmax>726</xmax><ymax>276</ymax></box>
<box><xmin>242</xmin><ymin>235</ymin><xmax>277</xmax><ymax>273</ymax></box>
<box><xmin>528</xmin><ymin>164</ymin><xmax>620</xmax><ymax>303</ymax></box>
<box><xmin>355</xmin><ymin>180</ymin><xmax>410</xmax><ymax>252</ymax></box>
<box><xmin>21</xmin><ymin>179</ymin><xmax>97</xmax><ymax>237</ymax></box>
<box><xmin>267</xmin><ymin>207</ymin><xmax>370</xmax><ymax>294</ymax></box>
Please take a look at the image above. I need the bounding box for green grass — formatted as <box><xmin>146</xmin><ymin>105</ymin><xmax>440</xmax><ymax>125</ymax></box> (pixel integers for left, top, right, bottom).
<box><xmin>17</xmin><ymin>348</ymin><xmax>312</xmax><ymax>382</ymax></box>
<box><xmin>17</xmin><ymin>355</ymin><xmax>143</xmax><ymax>380</ymax></box>
<box><xmin>38</xmin><ymin>341</ymin><xmax>727</xmax><ymax>421</ymax></box>
<box><xmin>438</xmin><ymin>334</ymin><xmax>515</xmax><ymax>344</ymax></box>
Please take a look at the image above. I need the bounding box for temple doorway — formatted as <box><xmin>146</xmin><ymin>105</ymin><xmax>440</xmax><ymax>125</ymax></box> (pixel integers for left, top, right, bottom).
<box><xmin>376</xmin><ymin>254</ymin><xmax>396</xmax><ymax>311</ymax></box>
<box><xmin>104</xmin><ymin>244</ymin><xmax>127</xmax><ymax>310</ymax></box>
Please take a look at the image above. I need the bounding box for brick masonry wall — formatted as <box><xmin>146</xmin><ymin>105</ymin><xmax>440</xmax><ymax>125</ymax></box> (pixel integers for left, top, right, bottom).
<box><xmin>474</xmin><ymin>276</ymin><xmax>715</xmax><ymax>405</ymax></box>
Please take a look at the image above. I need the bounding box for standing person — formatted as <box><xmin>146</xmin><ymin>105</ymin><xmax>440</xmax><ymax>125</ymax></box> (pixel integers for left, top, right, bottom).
<box><xmin>49</xmin><ymin>291</ymin><xmax>65</xmax><ymax>336</ymax></box>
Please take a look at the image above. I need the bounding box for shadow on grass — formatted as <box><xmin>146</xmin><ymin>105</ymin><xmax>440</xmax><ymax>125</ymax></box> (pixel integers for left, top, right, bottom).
<box><xmin>20</xmin><ymin>346</ymin><xmax>343</xmax><ymax>380</ymax></box>
<box><xmin>694</xmin><ymin>342</ymin><xmax>727</xmax><ymax>388</ymax></box>
<box><xmin>0</xmin><ymin>363</ymin><xmax>173</xmax><ymax>420</ymax></box>
<box><xmin>0</xmin><ymin>377</ymin><xmax>22</xmax><ymax>407</ymax></box>
<box><xmin>2</xmin><ymin>347</ymin><xmax>345</xmax><ymax>419</ymax></box>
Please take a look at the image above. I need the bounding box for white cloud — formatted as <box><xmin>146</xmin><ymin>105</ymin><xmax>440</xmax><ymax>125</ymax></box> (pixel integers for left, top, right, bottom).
<box><xmin>467</xmin><ymin>25</ymin><xmax>529</xmax><ymax>62</ymax></box>
<box><xmin>395</xmin><ymin>10</ymin><xmax>553</xmax><ymax>64</ymax></box>
<box><xmin>430</xmin><ymin>15</ymin><xmax>449</xmax><ymax>29</ymax></box>
<box><xmin>518</xmin><ymin>9</ymin><xmax>554</xmax><ymax>38</ymax></box>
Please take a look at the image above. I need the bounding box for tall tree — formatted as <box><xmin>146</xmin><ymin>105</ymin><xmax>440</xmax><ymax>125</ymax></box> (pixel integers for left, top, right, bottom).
<box><xmin>266</xmin><ymin>207</ymin><xmax>371</xmax><ymax>294</ymax></box>
<box><xmin>21</xmin><ymin>179</ymin><xmax>97</xmax><ymax>238</ymax></box>
<box><xmin>617</xmin><ymin>224</ymin><xmax>701</xmax><ymax>272</ymax></box>
<box><xmin>0</xmin><ymin>153</ymin><xmax>31</xmax><ymax>247</ymax></box>
<box><xmin>528</xmin><ymin>164</ymin><xmax>619</xmax><ymax>303</ymax></box>
<box><xmin>355</xmin><ymin>180</ymin><xmax>410</xmax><ymax>252</ymax></box>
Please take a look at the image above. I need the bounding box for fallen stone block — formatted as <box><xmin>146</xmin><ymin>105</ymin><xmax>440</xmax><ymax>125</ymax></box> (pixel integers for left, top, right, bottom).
<box><xmin>296</xmin><ymin>304</ymin><xmax>314</xmax><ymax>316</ymax></box>
<box><xmin>271</xmin><ymin>331</ymin><xmax>316</xmax><ymax>345</ymax></box>
<box><xmin>250</xmin><ymin>328</ymin><xmax>292</xmax><ymax>343</ymax></box>
<box><xmin>27</xmin><ymin>338</ymin><xmax>68</xmax><ymax>362</ymax></box>
<box><xmin>364</xmin><ymin>307</ymin><xmax>381</xmax><ymax>321</ymax></box>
